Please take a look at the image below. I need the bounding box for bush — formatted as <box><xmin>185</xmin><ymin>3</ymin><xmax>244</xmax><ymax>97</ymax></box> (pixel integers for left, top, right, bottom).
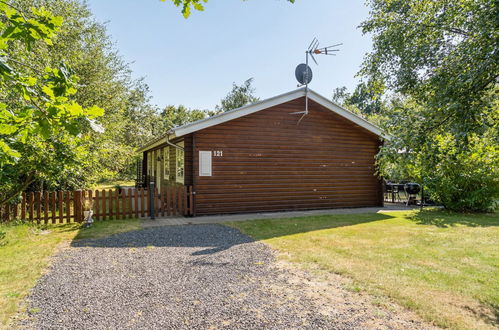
<box><xmin>424</xmin><ymin>135</ymin><xmax>499</xmax><ymax>212</ymax></box>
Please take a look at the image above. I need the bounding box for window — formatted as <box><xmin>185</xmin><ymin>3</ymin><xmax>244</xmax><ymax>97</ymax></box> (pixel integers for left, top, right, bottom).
<box><xmin>147</xmin><ymin>151</ymin><xmax>152</xmax><ymax>176</ymax></box>
<box><xmin>199</xmin><ymin>151</ymin><xmax>212</xmax><ymax>176</ymax></box>
<box><xmin>176</xmin><ymin>142</ymin><xmax>184</xmax><ymax>184</ymax></box>
<box><xmin>163</xmin><ymin>147</ymin><xmax>170</xmax><ymax>180</ymax></box>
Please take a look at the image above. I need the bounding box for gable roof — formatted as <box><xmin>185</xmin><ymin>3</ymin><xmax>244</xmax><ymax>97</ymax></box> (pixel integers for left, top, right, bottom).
<box><xmin>138</xmin><ymin>88</ymin><xmax>387</xmax><ymax>152</ymax></box>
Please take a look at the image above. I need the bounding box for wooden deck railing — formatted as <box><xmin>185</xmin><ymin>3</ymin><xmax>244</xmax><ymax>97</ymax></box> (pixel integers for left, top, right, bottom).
<box><xmin>0</xmin><ymin>186</ymin><xmax>193</xmax><ymax>223</ymax></box>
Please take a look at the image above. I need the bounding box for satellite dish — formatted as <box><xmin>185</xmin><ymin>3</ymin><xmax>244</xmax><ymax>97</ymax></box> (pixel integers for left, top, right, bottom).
<box><xmin>295</xmin><ymin>63</ymin><xmax>313</xmax><ymax>85</ymax></box>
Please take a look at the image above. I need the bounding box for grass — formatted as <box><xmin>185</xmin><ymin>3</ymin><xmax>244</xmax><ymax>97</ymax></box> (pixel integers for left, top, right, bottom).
<box><xmin>92</xmin><ymin>179</ymin><xmax>135</xmax><ymax>190</ymax></box>
<box><xmin>229</xmin><ymin>210</ymin><xmax>499</xmax><ymax>329</ymax></box>
<box><xmin>0</xmin><ymin>218</ymin><xmax>141</xmax><ymax>328</ymax></box>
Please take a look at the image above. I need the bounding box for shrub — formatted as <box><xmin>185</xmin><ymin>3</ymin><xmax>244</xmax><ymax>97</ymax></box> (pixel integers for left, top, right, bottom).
<box><xmin>424</xmin><ymin>135</ymin><xmax>499</xmax><ymax>212</ymax></box>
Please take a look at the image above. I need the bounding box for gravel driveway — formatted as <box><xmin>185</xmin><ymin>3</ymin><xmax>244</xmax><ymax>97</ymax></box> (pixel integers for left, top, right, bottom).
<box><xmin>20</xmin><ymin>224</ymin><xmax>432</xmax><ymax>329</ymax></box>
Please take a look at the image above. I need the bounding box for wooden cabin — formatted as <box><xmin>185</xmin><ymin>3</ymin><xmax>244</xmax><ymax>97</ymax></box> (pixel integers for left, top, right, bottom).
<box><xmin>137</xmin><ymin>88</ymin><xmax>386</xmax><ymax>216</ymax></box>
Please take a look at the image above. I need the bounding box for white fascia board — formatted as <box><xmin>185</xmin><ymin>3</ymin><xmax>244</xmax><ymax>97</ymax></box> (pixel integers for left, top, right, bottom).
<box><xmin>306</xmin><ymin>90</ymin><xmax>390</xmax><ymax>140</ymax></box>
<box><xmin>171</xmin><ymin>88</ymin><xmax>306</xmax><ymax>138</ymax></box>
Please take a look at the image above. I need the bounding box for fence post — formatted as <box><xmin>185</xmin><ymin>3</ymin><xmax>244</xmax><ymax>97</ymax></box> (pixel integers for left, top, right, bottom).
<box><xmin>74</xmin><ymin>190</ymin><xmax>82</xmax><ymax>222</ymax></box>
<box><xmin>149</xmin><ymin>181</ymin><xmax>155</xmax><ymax>220</ymax></box>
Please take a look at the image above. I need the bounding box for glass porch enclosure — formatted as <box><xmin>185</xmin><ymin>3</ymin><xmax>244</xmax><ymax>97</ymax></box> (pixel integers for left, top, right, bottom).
<box><xmin>136</xmin><ymin>141</ymin><xmax>185</xmax><ymax>193</ymax></box>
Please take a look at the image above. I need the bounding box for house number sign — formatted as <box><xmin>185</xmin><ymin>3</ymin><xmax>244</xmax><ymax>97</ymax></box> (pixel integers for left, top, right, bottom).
<box><xmin>213</xmin><ymin>150</ymin><xmax>223</xmax><ymax>157</ymax></box>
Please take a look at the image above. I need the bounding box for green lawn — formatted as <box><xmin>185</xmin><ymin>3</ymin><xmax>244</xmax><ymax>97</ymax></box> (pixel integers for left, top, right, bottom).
<box><xmin>0</xmin><ymin>218</ymin><xmax>141</xmax><ymax>328</ymax></box>
<box><xmin>229</xmin><ymin>210</ymin><xmax>499</xmax><ymax>329</ymax></box>
<box><xmin>92</xmin><ymin>179</ymin><xmax>135</xmax><ymax>190</ymax></box>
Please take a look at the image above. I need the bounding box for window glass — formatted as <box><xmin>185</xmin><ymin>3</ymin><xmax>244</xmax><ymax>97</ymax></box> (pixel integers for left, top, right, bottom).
<box><xmin>147</xmin><ymin>151</ymin><xmax>152</xmax><ymax>176</ymax></box>
<box><xmin>164</xmin><ymin>147</ymin><xmax>170</xmax><ymax>180</ymax></box>
<box><xmin>176</xmin><ymin>142</ymin><xmax>185</xmax><ymax>184</ymax></box>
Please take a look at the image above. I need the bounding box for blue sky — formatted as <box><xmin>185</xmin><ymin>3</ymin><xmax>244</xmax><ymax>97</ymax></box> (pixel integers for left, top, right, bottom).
<box><xmin>86</xmin><ymin>0</ymin><xmax>372</xmax><ymax>110</ymax></box>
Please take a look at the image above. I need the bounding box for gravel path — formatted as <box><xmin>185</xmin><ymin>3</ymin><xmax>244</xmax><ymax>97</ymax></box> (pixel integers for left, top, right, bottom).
<box><xmin>19</xmin><ymin>224</ymin><xmax>433</xmax><ymax>329</ymax></box>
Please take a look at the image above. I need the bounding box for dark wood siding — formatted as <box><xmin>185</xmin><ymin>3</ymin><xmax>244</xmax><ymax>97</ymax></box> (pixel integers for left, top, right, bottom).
<box><xmin>192</xmin><ymin>97</ymin><xmax>382</xmax><ymax>215</ymax></box>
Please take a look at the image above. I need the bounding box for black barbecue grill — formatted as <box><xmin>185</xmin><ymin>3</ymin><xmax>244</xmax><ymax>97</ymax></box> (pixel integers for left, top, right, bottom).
<box><xmin>404</xmin><ymin>183</ymin><xmax>421</xmax><ymax>205</ymax></box>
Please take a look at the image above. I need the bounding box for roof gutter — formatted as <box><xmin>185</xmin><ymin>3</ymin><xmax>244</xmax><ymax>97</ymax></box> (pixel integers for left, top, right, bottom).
<box><xmin>165</xmin><ymin>135</ymin><xmax>184</xmax><ymax>151</ymax></box>
<box><xmin>136</xmin><ymin>130</ymin><xmax>185</xmax><ymax>153</ymax></box>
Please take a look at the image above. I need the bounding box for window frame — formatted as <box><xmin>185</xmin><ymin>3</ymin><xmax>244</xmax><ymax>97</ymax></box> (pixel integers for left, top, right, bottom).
<box><xmin>163</xmin><ymin>147</ymin><xmax>170</xmax><ymax>180</ymax></box>
<box><xmin>175</xmin><ymin>142</ymin><xmax>185</xmax><ymax>184</ymax></box>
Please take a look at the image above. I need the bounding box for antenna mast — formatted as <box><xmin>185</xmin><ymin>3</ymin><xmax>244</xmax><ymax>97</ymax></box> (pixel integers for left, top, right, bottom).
<box><xmin>292</xmin><ymin>38</ymin><xmax>342</xmax><ymax>123</ymax></box>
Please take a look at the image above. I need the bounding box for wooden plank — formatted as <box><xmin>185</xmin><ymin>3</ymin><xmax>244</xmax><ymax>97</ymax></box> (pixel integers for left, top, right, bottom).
<box><xmin>121</xmin><ymin>189</ymin><xmax>127</xmax><ymax>219</ymax></box>
<box><xmin>58</xmin><ymin>191</ymin><xmax>63</xmax><ymax>223</ymax></box>
<box><xmin>128</xmin><ymin>189</ymin><xmax>133</xmax><ymax>219</ymax></box>
<box><xmin>188</xmin><ymin>186</ymin><xmax>193</xmax><ymax>216</ymax></box>
<box><xmin>101</xmin><ymin>190</ymin><xmax>107</xmax><ymax>220</ymax></box>
<box><xmin>134</xmin><ymin>188</ymin><xmax>139</xmax><ymax>218</ymax></box>
<box><xmin>50</xmin><ymin>191</ymin><xmax>56</xmax><ymax>224</ymax></box>
<box><xmin>161</xmin><ymin>186</ymin><xmax>166</xmax><ymax>217</ymax></box>
<box><xmin>102</xmin><ymin>189</ymin><xmax>109</xmax><ymax>220</ymax></box>
<box><xmin>103</xmin><ymin>189</ymin><xmax>108</xmax><ymax>220</ymax></box>
<box><xmin>155</xmin><ymin>187</ymin><xmax>160</xmax><ymax>217</ymax></box>
<box><xmin>114</xmin><ymin>189</ymin><xmax>119</xmax><ymax>220</ymax></box>
<box><xmin>171</xmin><ymin>186</ymin><xmax>177</xmax><ymax>215</ymax></box>
<box><xmin>105</xmin><ymin>189</ymin><xmax>110</xmax><ymax>220</ymax></box>
<box><xmin>94</xmin><ymin>190</ymin><xmax>100</xmax><ymax>220</ymax></box>
<box><xmin>74</xmin><ymin>190</ymin><xmax>82</xmax><ymax>223</ymax></box>
<box><xmin>139</xmin><ymin>189</ymin><xmax>144</xmax><ymax>218</ymax></box>
<box><xmin>183</xmin><ymin>186</ymin><xmax>188</xmax><ymax>216</ymax></box>
<box><xmin>88</xmin><ymin>190</ymin><xmax>93</xmax><ymax>221</ymax></box>
<box><xmin>146</xmin><ymin>189</ymin><xmax>150</xmax><ymax>217</ymax></box>
<box><xmin>177</xmin><ymin>186</ymin><xmax>182</xmax><ymax>216</ymax></box>
<box><xmin>35</xmin><ymin>191</ymin><xmax>41</xmax><ymax>224</ymax></box>
<box><xmin>164</xmin><ymin>187</ymin><xmax>169</xmax><ymax>216</ymax></box>
<box><xmin>65</xmin><ymin>191</ymin><xmax>71</xmax><ymax>223</ymax></box>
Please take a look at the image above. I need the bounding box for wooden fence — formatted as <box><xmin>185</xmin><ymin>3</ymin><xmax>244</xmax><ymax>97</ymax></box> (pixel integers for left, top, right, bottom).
<box><xmin>0</xmin><ymin>186</ymin><xmax>193</xmax><ymax>223</ymax></box>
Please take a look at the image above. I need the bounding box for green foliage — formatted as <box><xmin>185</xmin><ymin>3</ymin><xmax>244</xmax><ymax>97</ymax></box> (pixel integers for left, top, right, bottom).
<box><xmin>332</xmin><ymin>82</ymin><xmax>385</xmax><ymax>115</ymax></box>
<box><xmin>377</xmin><ymin>94</ymin><xmax>498</xmax><ymax>212</ymax></box>
<box><xmin>0</xmin><ymin>2</ymin><xmax>104</xmax><ymax>203</ymax></box>
<box><xmin>161</xmin><ymin>0</ymin><xmax>295</xmax><ymax>18</ymax></box>
<box><xmin>161</xmin><ymin>104</ymin><xmax>208</xmax><ymax>130</ymax></box>
<box><xmin>12</xmin><ymin>0</ymin><xmax>166</xmax><ymax>184</ymax></box>
<box><xmin>216</xmin><ymin>78</ymin><xmax>259</xmax><ymax>112</ymax></box>
<box><xmin>361</xmin><ymin>0</ymin><xmax>499</xmax><ymax>211</ymax></box>
<box><xmin>424</xmin><ymin>134</ymin><xmax>498</xmax><ymax>212</ymax></box>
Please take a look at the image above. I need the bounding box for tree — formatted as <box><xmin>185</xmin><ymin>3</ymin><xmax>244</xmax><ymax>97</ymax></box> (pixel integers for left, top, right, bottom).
<box><xmin>216</xmin><ymin>78</ymin><xmax>259</xmax><ymax>112</ymax></box>
<box><xmin>161</xmin><ymin>0</ymin><xmax>295</xmax><ymax>18</ymax></box>
<box><xmin>332</xmin><ymin>83</ymin><xmax>385</xmax><ymax>115</ymax></box>
<box><xmin>15</xmin><ymin>0</ymin><xmax>165</xmax><ymax>184</ymax></box>
<box><xmin>360</xmin><ymin>0</ymin><xmax>499</xmax><ymax>211</ymax></box>
<box><xmin>0</xmin><ymin>2</ymin><xmax>103</xmax><ymax>204</ymax></box>
<box><xmin>161</xmin><ymin>105</ymin><xmax>208</xmax><ymax>130</ymax></box>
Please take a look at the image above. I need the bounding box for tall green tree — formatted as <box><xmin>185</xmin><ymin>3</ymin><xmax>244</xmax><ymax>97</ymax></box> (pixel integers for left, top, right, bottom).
<box><xmin>332</xmin><ymin>83</ymin><xmax>386</xmax><ymax>115</ymax></box>
<box><xmin>15</xmin><ymin>0</ymin><xmax>164</xmax><ymax>184</ymax></box>
<box><xmin>216</xmin><ymin>78</ymin><xmax>259</xmax><ymax>112</ymax></box>
<box><xmin>361</xmin><ymin>0</ymin><xmax>499</xmax><ymax>211</ymax></box>
<box><xmin>161</xmin><ymin>105</ymin><xmax>208</xmax><ymax>130</ymax></box>
<box><xmin>0</xmin><ymin>2</ymin><xmax>103</xmax><ymax>204</ymax></box>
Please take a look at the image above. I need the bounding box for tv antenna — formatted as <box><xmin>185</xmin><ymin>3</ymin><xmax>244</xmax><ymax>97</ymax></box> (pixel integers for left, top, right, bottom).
<box><xmin>292</xmin><ymin>38</ymin><xmax>342</xmax><ymax>123</ymax></box>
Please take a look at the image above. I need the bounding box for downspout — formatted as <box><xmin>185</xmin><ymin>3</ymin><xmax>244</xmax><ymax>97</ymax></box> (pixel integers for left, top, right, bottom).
<box><xmin>165</xmin><ymin>132</ymin><xmax>184</xmax><ymax>151</ymax></box>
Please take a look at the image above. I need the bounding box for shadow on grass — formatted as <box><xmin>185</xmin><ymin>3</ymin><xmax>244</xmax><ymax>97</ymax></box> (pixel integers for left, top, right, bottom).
<box><xmin>226</xmin><ymin>212</ymin><xmax>396</xmax><ymax>241</ymax></box>
<box><xmin>410</xmin><ymin>209</ymin><xmax>499</xmax><ymax>228</ymax></box>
